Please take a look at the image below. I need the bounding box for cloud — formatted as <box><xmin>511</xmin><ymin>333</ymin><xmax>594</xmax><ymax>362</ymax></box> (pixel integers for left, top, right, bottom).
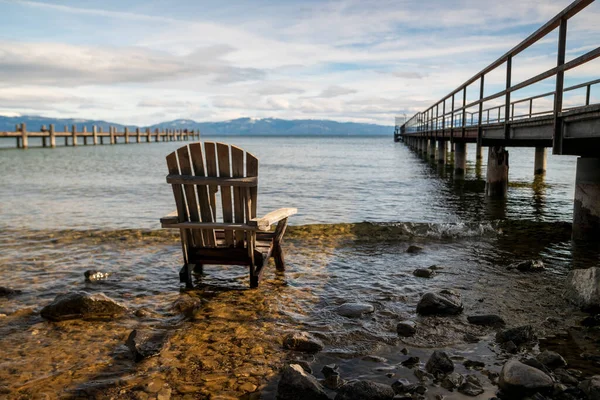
<box><xmin>319</xmin><ymin>85</ymin><xmax>357</xmax><ymax>98</ymax></box>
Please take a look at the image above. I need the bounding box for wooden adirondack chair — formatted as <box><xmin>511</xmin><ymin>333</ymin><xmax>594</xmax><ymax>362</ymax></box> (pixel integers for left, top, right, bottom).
<box><xmin>160</xmin><ymin>142</ymin><xmax>297</xmax><ymax>288</ymax></box>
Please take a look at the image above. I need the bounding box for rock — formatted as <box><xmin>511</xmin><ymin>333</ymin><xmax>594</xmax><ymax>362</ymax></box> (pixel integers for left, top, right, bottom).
<box><xmin>566</xmin><ymin>267</ymin><xmax>600</xmax><ymax>311</ymax></box>
<box><xmin>513</xmin><ymin>260</ymin><xmax>545</xmax><ymax>272</ymax></box>
<box><xmin>283</xmin><ymin>332</ymin><xmax>324</xmax><ymax>353</ymax></box>
<box><xmin>536</xmin><ymin>350</ymin><xmax>567</xmax><ymax>369</ymax></box>
<box><xmin>239</xmin><ymin>382</ymin><xmax>258</xmax><ymax>392</ymax></box>
<box><xmin>425</xmin><ymin>351</ymin><xmax>454</xmax><ymax>375</ymax></box>
<box><xmin>503</xmin><ymin>340</ymin><xmax>518</xmax><ymax>354</ymax></box>
<box><xmin>321</xmin><ymin>364</ymin><xmax>342</xmax><ymax>389</ymax></box>
<box><xmin>277</xmin><ymin>364</ymin><xmax>329</xmax><ymax>400</ymax></box>
<box><xmin>416</xmin><ymin>290</ymin><xmax>463</xmax><ymax>316</ymax></box>
<box><xmin>496</xmin><ymin>325</ymin><xmax>536</xmax><ymax>346</ymax></box>
<box><xmin>554</xmin><ymin>368</ymin><xmax>579</xmax><ymax>385</ymax></box>
<box><xmin>581</xmin><ymin>314</ymin><xmax>600</xmax><ymax>327</ymax></box>
<box><xmin>362</xmin><ymin>355</ymin><xmax>387</xmax><ymax>363</ymax></box>
<box><xmin>157</xmin><ymin>387</ymin><xmax>171</xmax><ymax>400</ymax></box>
<box><xmin>401</xmin><ymin>356</ymin><xmax>419</xmax><ymax>368</ymax></box>
<box><xmin>463</xmin><ymin>360</ymin><xmax>485</xmax><ymax>370</ymax></box>
<box><xmin>498</xmin><ymin>359</ymin><xmax>553</xmax><ymax>395</ymax></box>
<box><xmin>335</xmin><ymin>380</ymin><xmax>395</xmax><ymax>400</ymax></box>
<box><xmin>522</xmin><ymin>358</ymin><xmax>550</xmax><ymax>374</ymax></box>
<box><xmin>335</xmin><ymin>303</ymin><xmax>374</xmax><ymax>318</ymax></box>
<box><xmin>0</xmin><ymin>287</ymin><xmax>22</xmax><ymax>297</ymax></box>
<box><xmin>84</xmin><ymin>270</ymin><xmax>112</xmax><ymax>282</ymax></box>
<box><xmin>579</xmin><ymin>375</ymin><xmax>600</xmax><ymax>400</ymax></box>
<box><xmin>391</xmin><ymin>378</ymin><xmax>412</xmax><ymax>394</ymax></box>
<box><xmin>126</xmin><ymin>329</ymin><xmax>168</xmax><ymax>362</ymax></box>
<box><xmin>289</xmin><ymin>360</ymin><xmax>312</xmax><ymax>374</ymax></box>
<box><xmin>413</xmin><ymin>268</ymin><xmax>435</xmax><ymax>278</ymax></box>
<box><xmin>429</xmin><ymin>265</ymin><xmax>443</xmax><ymax>270</ymax></box>
<box><xmin>414</xmin><ymin>368</ymin><xmax>434</xmax><ymax>382</ymax></box>
<box><xmin>406</xmin><ymin>245</ymin><xmax>423</xmax><ymax>254</ymax></box>
<box><xmin>396</xmin><ymin>321</ymin><xmax>417</xmax><ymax>337</ymax></box>
<box><xmin>171</xmin><ymin>295</ymin><xmax>201</xmax><ymax>317</ymax></box>
<box><xmin>441</xmin><ymin>372</ymin><xmax>465</xmax><ymax>390</ymax></box>
<box><xmin>40</xmin><ymin>291</ymin><xmax>127</xmax><ymax>321</ymax></box>
<box><xmin>467</xmin><ymin>314</ymin><xmax>506</xmax><ymax>327</ymax></box>
<box><xmin>459</xmin><ymin>375</ymin><xmax>484</xmax><ymax>396</ymax></box>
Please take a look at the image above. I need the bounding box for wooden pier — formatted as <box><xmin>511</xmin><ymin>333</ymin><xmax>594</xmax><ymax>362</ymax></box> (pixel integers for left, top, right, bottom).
<box><xmin>0</xmin><ymin>123</ymin><xmax>200</xmax><ymax>149</ymax></box>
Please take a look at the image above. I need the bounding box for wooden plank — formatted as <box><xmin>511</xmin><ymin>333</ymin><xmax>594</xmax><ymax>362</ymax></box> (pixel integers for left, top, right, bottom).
<box><xmin>189</xmin><ymin>143</ymin><xmax>216</xmax><ymax>246</ymax></box>
<box><xmin>231</xmin><ymin>146</ymin><xmax>245</xmax><ymax>247</ymax></box>
<box><xmin>250</xmin><ymin>208</ymin><xmax>298</xmax><ymax>230</ymax></box>
<box><xmin>161</xmin><ymin>221</ymin><xmax>257</xmax><ymax>230</ymax></box>
<box><xmin>246</xmin><ymin>151</ymin><xmax>258</xmax><ymax>219</ymax></box>
<box><xmin>177</xmin><ymin>145</ymin><xmax>204</xmax><ymax>247</ymax></box>
<box><xmin>204</xmin><ymin>142</ymin><xmax>219</xmax><ymax>222</ymax></box>
<box><xmin>166</xmin><ymin>175</ymin><xmax>257</xmax><ymax>187</ymax></box>
<box><xmin>166</xmin><ymin>152</ymin><xmax>191</xmax><ymax>265</ymax></box>
<box><xmin>217</xmin><ymin>143</ymin><xmax>234</xmax><ymax>246</ymax></box>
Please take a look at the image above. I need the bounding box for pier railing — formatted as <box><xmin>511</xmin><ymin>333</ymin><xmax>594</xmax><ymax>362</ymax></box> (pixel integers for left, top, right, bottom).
<box><xmin>397</xmin><ymin>0</ymin><xmax>600</xmax><ymax>154</ymax></box>
<box><xmin>0</xmin><ymin>123</ymin><xmax>199</xmax><ymax>149</ymax></box>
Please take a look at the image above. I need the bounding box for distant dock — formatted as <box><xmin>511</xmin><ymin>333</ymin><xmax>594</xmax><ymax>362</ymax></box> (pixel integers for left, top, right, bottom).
<box><xmin>0</xmin><ymin>123</ymin><xmax>199</xmax><ymax>149</ymax></box>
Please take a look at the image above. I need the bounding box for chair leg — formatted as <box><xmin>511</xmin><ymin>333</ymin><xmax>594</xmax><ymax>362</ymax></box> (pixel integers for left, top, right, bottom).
<box><xmin>273</xmin><ymin>244</ymin><xmax>285</xmax><ymax>271</ymax></box>
<box><xmin>179</xmin><ymin>264</ymin><xmax>194</xmax><ymax>289</ymax></box>
<box><xmin>249</xmin><ymin>264</ymin><xmax>259</xmax><ymax>288</ymax></box>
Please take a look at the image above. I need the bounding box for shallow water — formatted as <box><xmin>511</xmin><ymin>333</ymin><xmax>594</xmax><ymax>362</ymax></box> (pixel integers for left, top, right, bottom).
<box><xmin>1</xmin><ymin>136</ymin><xmax>599</xmax><ymax>399</ymax></box>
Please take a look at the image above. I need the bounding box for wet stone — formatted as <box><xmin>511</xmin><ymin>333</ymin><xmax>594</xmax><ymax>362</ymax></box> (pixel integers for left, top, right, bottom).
<box><xmin>335</xmin><ymin>380</ymin><xmax>395</xmax><ymax>400</ymax></box>
<box><xmin>0</xmin><ymin>287</ymin><xmax>22</xmax><ymax>297</ymax></box>
<box><xmin>84</xmin><ymin>270</ymin><xmax>112</xmax><ymax>282</ymax></box>
<box><xmin>463</xmin><ymin>360</ymin><xmax>485</xmax><ymax>370</ymax></box>
<box><xmin>441</xmin><ymin>372</ymin><xmax>465</xmax><ymax>390</ymax></box>
<box><xmin>581</xmin><ymin>314</ymin><xmax>600</xmax><ymax>327</ymax></box>
<box><xmin>396</xmin><ymin>321</ymin><xmax>416</xmax><ymax>337</ymax></box>
<box><xmin>126</xmin><ymin>329</ymin><xmax>168</xmax><ymax>362</ymax></box>
<box><xmin>40</xmin><ymin>291</ymin><xmax>127</xmax><ymax>321</ymax></box>
<box><xmin>536</xmin><ymin>350</ymin><xmax>567</xmax><ymax>370</ymax></box>
<box><xmin>414</xmin><ymin>368</ymin><xmax>434</xmax><ymax>382</ymax></box>
<box><xmin>321</xmin><ymin>364</ymin><xmax>343</xmax><ymax>388</ymax></box>
<box><xmin>459</xmin><ymin>375</ymin><xmax>484</xmax><ymax>396</ymax></box>
<box><xmin>416</xmin><ymin>290</ymin><xmax>463</xmax><ymax>316</ymax></box>
<box><xmin>496</xmin><ymin>325</ymin><xmax>536</xmax><ymax>346</ymax></box>
<box><xmin>335</xmin><ymin>303</ymin><xmax>374</xmax><ymax>318</ymax></box>
<box><xmin>283</xmin><ymin>332</ymin><xmax>324</xmax><ymax>353</ymax></box>
<box><xmin>277</xmin><ymin>364</ymin><xmax>329</xmax><ymax>400</ymax></box>
<box><xmin>406</xmin><ymin>245</ymin><xmax>423</xmax><ymax>254</ymax></box>
<box><xmin>467</xmin><ymin>314</ymin><xmax>506</xmax><ymax>327</ymax></box>
<box><xmin>566</xmin><ymin>267</ymin><xmax>600</xmax><ymax>311</ymax></box>
<box><xmin>425</xmin><ymin>351</ymin><xmax>454</xmax><ymax>376</ymax></box>
<box><xmin>579</xmin><ymin>375</ymin><xmax>600</xmax><ymax>400</ymax></box>
<box><xmin>401</xmin><ymin>356</ymin><xmax>419</xmax><ymax>368</ymax></box>
<box><xmin>512</xmin><ymin>260</ymin><xmax>545</xmax><ymax>272</ymax></box>
<box><xmin>363</xmin><ymin>355</ymin><xmax>388</xmax><ymax>363</ymax></box>
<box><xmin>413</xmin><ymin>268</ymin><xmax>435</xmax><ymax>278</ymax></box>
<box><xmin>391</xmin><ymin>378</ymin><xmax>412</xmax><ymax>394</ymax></box>
<box><xmin>498</xmin><ymin>359</ymin><xmax>553</xmax><ymax>396</ymax></box>
<box><xmin>554</xmin><ymin>368</ymin><xmax>579</xmax><ymax>385</ymax></box>
<box><xmin>521</xmin><ymin>358</ymin><xmax>549</xmax><ymax>374</ymax></box>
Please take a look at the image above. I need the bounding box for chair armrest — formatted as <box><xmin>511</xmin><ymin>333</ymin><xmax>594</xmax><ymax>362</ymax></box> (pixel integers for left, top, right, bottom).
<box><xmin>250</xmin><ymin>208</ymin><xmax>297</xmax><ymax>231</ymax></box>
<box><xmin>160</xmin><ymin>211</ymin><xmax>179</xmax><ymax>225</ymax></box>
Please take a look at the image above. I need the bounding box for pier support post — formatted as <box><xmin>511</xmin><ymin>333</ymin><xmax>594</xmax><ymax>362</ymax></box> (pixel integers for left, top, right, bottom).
<box><xmin>136</xmin><ymin>128</ymin><xmax>141</xmax><ymax>143</ymax></box>
<box><xmin>428</xmin><ymin>139</ymin><xmax>436</xmax><ymax>160</ymax></box>
<box><xmin>64</xmin><ymin>126</ymin><xmax>69</xmax><ymax>146</ymax></box>
<box><xmin>41</xmin><ymin>125</ymin><xmax>47</xmax><ymax>147</ymax></box>
<box><xmin>155</xmin><ymin>129</ymin><xmax>160</xmax><ymax>142</ymax></box>
<box><xmin>49</xmin><ymin>124</ymin><xmax>56</xmax><ymax>148</ymax></box>
<box><xmin>476</xmin><ymin>143</ymin><xmax>484</xmax><ymax>160</ymax></box>
<box><xmin>454</xmin><ymin>142</ymin><xmax>467</xmax><ymax>177</ymax></box>
<box><xmin>125</xmin><ymin>127</ymin><xmax>130</xmax><ymax>144</ymax></box>
<box><xmin>485</xmin><ymin>146</ymin><xmax>509</xmax><ymax>198</ymax></box>
<box><xmin>573</xmin><ymin>157</ymin><xmax>600</xmax><ymax>241</ymax></box>
<box><xmin>20</xmin><ymin>123</ymin><xmax>28</xmax><ymax>149</ymax></box>
<box><xmin>146</xmin><ymin>128</ymin><xmax>151</xmax><ymax>142</ymax></box>
<box><xmin>534</xmin><ymin>147</ymin><xmax>547</xmax><ymax>175</ymax></box>
<box><xmin>71</xmin><ymin>125</ymin><xmax>78</xmax><ymax>146</ymax></box>
<box><xmin>83</xmin><ymin>127</ymin><xmax>88</xmax><ymax>145</ymax></box>
<box><xmin>110</xmin><ymin>127</ymin><xmax>115</xmax><ymax>145</ymax></box>
<box><xmin>436</xmin><ymin>140</ymin><xmax>446</xmax><ymax>164</ymax></box>
<box><xmin>93</xmin><ymin>126</ymin><xmax>98</xmax><ymax>145</ymax></box>
<box><xmin>99</xmin><ymin>127</ymin><xmax>104</xmax><ymax>145</ymax></box>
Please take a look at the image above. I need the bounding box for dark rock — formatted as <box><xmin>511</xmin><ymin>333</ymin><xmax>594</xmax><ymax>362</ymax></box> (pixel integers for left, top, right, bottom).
<box><xmin>0</xmin><ymin>287</ymin><xmax>22</xmax><ymax>297</ymax></box>
<box><xmin>536</xmin><ymin>350</ymin><xmax>567</xmax><ymax>369</ymax></box>
<box><xmin>413</xmin><ymin>268</ymin><xmax>435</xmax><ymax>278</ymax></box>
<box><xmin>396</xmin><ymin>321</ymin><xmax>417</xmax><ymax>337</ymax></box>
<box><xmin>416</xmin><ymin>290</ymin><xmax>463</xmax><ymax>316</ymax></box>
<box><xmin>287</xmin><ymin>359</ymin><xmax>312</xmax><ymax>374</ymax></box>
<box><xmin>400</xmin><ymin>347</ymin><xmax>409</xmax><ymax>355</ymax></box>
<box><xmin>428</xmin><ymin>265</ymin><xmax>443</xmax><ymax>270</ymax></box>
<box><xmin>401</xmin><ymin>356</ymin><xmax>419</xmax><ymax>368</ymax></box>
<box><xmin>441</xmin><ymin>372</ymin><xmax>465</xmax><ymax>390</ymax></box>
<box><xmin>425</xmin><ymin>351</ymin><xmax>454</xmax><ymax>375</ymax></box>
<box><xmin>406</xmin><ymin>245</ymin><xmax>423</xmax><ymax>254</ymax></box>
<box><xmin>277</xmin><ymin>364</ymin><xmax>329</xmax><ymax>400</ymax></box>
<box><xmin>126</xmin><ymin>329</ymin><xmax>168</xmax><ymax>361</ymax></box>
<box><xmin>498</xmin><ymin>359</ymin><xmax>553</xmax><ymax>395</ymax></box>
<box><xmin>84</xmin><ymin>270</ymin><xmax>112</xmax><ymax>282</ymax></box>
<box><xmin>496</xmin><ymin>325</ymin><xmax>536</xmax><ymax>346</ymax></box>
<box><xmin>554</xmin><ymin>368</ymin><xmax>579</xmax><ymax>385</ymax></box>
<box><xmin>463</xmin><ymin>360</ymin><xmax>485</xmax><ymax>370</ymax></box>
<box><xmin>321</xmin><ymin>363</ymin><xmax>342</xmax><ymax>388</ymax></box>
<box><xmin>335</xmin><ymin>303</ymin><xmax>374</xmax><ymax>318</ymax></box>
<box><xmin>578</xmin><ymin>376</ymin><xmax>600</xmax><ymax>400</ymax></box>
<box><xmin>513</xmin><ymin>260</ymin><xmax>545</xmax><ymax>272</ymax></box>
<box><xmin>40</xmin><ymin>291</ymin><xmax>127</xmax><ymax>321</ymax></box>
<box><xmin>463</xmin><ymin>333</ymin><xmax>480</xmax><ymax>344</ymax></box>
<box><xmin>467</xmin><ymin>314</ymin><xmax>506</xmax><ymax>327</ymax></box>
<box><xmin>522</xmin><ymin>358</ymin><xmax>550</xmax><ymax>374</ymax></box>
<box><xmin>391</xmin><ymin>378</ymin><xmax>412</xmax><ymax>394</ymax></box>
<box><xmin>171</xmin><ymin>295</ymin><xmax>201</xmax><ymax>317</ymax></box>
<box><xmin>335</xmin><ymin>380</ymin><xmax>395</xmax><ymax>400</ymax></box>
<box><xmin>414</xmin><ymin>368</ymin><xmax>434</xmax><ymax>382</ymax></box>
<box><xmin>459</xmin><ymin>375</ymin><xmax>484</xmax><ymax>396</ymax></box>
<box><xmin>283</xmin><ymin>332</ymin><xmax>324</xmax><ymax>353</ymax></box>
<box><xmin>503</xmin><ymin>340</ymin><xmax>518</xmax><ymax>354</ymax></box>
<box><xmin>566</xmin><ymin>267</ymin><xmax>600</xmax><ymax>311</ymax></box>
<box><xmin>581</xmin><ymin>314</ymin><xmax>600</xmax><ymax>327</ymax></box>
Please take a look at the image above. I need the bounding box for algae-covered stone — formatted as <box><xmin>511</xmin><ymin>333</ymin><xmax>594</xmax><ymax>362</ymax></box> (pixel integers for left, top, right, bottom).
<box><xmin>126</xmin><ymin>329</ymin><xmax>168</xmax><ymax>362</ymax></box>
<box><xmin>40</xmin><ymin>291</ymin><xmax>127</xmax><ymax>321</ymax></box>
<box><xmin>283</xmin><ymin>331</ymin><xmax>324</xmax><ymax>353</ymax></box>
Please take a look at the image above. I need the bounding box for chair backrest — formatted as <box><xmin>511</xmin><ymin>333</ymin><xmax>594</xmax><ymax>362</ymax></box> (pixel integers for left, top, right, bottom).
<box><xmin>166</xmin><ymin>142</ymin><xmax>258</xmax><ymax>249</ymax></box>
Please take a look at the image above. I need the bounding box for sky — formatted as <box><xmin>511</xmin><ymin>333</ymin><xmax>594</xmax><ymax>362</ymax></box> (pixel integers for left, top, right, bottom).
<box><xmin>0</xmin><ymin>0</ymin><xmax>598</xmax><ymax>126</ymax></box>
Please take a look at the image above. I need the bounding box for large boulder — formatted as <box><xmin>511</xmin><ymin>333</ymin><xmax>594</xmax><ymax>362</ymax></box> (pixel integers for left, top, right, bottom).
<box><xmin>40</xmin><ymin>292</ymin><xmax>127</xmax><ymax>321</ymax></box>
<box><xmin>335</xmin><ymin>303</ymin><xmax>374</xmax><ymax>318</ymax></box>
<box><xmin>277</xmin><ymin>364</ymin><xmax>329</xmax><ymax>400</ymax></box>
<box><xmin>283</xmin><ymin>332</ymin><xmax>324</xmax><ymax>353</ymax></box>
<box><xmin>425</xmin><ymin>351</ymin><xmax>454</xmax><ymax>375</ymax></box>
<box><xmin>335</xmin><ymin>380</ymin><xmax>395</xmax><ymax>400</ymax></box>
<box><xmin>416</xmin><ymin>290</ymin><xmax>463</xmax><ymax>316</ymax></box>
<box><xmin>579</xmin><ymin>375</ymin><xmax>600</xmax><ymax>400</ymax></box>
<box><xmin>498</xmin><ymin>359</ymin><xmax>553</xmax><ymax>395</ymax></box>
<box><xmin>496</xmin><ymin>325</ymin><xmax>536</xmax><ymax>346</ymax></box>
<box><xmin>126</xmin><ymin>329</ymin><xmax>169</xmax><ymax>362</ymax></box>
<box><xmin>536</xmin><ymin>350</ymin><xmax>567</xmax><ymax>370</ymax></box>
<box><xmin>566</xmin><ymin>267</ymin><xmax>600</xmax><ymax>311</ymax></box>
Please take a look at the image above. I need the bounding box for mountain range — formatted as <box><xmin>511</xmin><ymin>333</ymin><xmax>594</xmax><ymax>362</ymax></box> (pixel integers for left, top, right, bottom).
<box><xmin>0</xmin><ymin>116</ymin><xmax>392</xmax><ymax>136</ymax></box>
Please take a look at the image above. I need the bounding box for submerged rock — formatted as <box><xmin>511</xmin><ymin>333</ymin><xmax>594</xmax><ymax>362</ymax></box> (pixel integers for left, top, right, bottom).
<box><xmin>84</xmin><ymin>270</ymin><xmax>112</xmax><ymax>282</ymax></box>
<box><xmin>496</xmin><ymin>325</ymin><xmax>536</xmax><ymax>346</ymax></box>
<box><xmin>467</xmin><ymin>314</ymin><xmax>506</xmax><ymax>327</ymax></box>
<box><xmin>425</xmin><ymin>351</ymin><xmax>454</xmax><ymax>375</ymax></box>
<box><xmin>579</xmin><ymin>375</ymin><xmax>600</xmax><ymax>400</ymax></box>
<box><xmin>441</xmin><ymin>372</ymin><xmax>465</xmax><ymax>390</ymax></box>
<box><xmin>498</xmin><ymin>359</ymin><xmax>553</xmax><ymax>395</ymax></box>
<box><xmin>321</xmin><ymin>364</ymin><xmax>343</xmax><ymax>389</ymax></box>
<box><xmin>0</xmin><ymin>287</ymin><xmax>22</xmax><ymax>297</ymax></box>
<box><xmin>283</xmin><ymin>332</ymin><xmax>324</xmax><ymax>353</ymax></box>
<box><xmin>536</xmin><ymin>350</ymin><xmax>567</xmax><ymax>370</ymax></box>
<box><xmin>566</xmin><ymin>267</ymin><xmax>600</xmax><ymax>311</ymax></box>
<box><xmin>40</xmin><ymin>291</ymin><xmax>127</xmax><ymax>321</ymax></box>
<box><xmin>277</xmin><ymin>364</ymin><xmax>329</xmax><ymax>400</ymax></box>
<box><xmin>335</xmin><ymin>303</ymin><xmax>374</xmax><ymax>318</ymax></box>
<box><xmin>406</xmin><ymin>245</ymin><xmax>423</xmax><ymax>254</ymax></box>
<box><xmin>459</xmin><ymin>375</ymin><xmax>484</xmax><ymax>396</ymax></box>
<box><xmin>126</xmin><ymin>329</ymin><xmax>168</xmax><ymax>362</ymax></box>
<box><xmin>401</xmin><ymin>356</ymin><xmax>420</xmax><ymax>368</ymax></box>
<box><xmin>391</xmin><ymin>378</ymin><xmax>412</xmax><ymax>394</ymax></box>
<box><xmin>413</xmin><ymin>268</ymin><xmax>436</xmax><ymax>278</ymax></box>
<box><xmin>512</xmin><ymin>260</ymin><xmax>545</xmax><ymax>272</ymax></box>
<box><xmin>417</xmin><ymin>290</ymin><xmax>463</xmax><ymax>316</ymax></box>
<box><xmin>396</xmin><ymin>320</ymin><xmax>417</xmax><ymax>337</ymax></box>
<box><xmin>335</xmin><ymin>380</ymin><xmax>395</xmax><ymax>400</ymax></box>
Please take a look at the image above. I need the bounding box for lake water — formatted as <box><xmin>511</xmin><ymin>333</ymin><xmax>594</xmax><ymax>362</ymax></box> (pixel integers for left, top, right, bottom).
<box><xmin>0</xmin><ymin>136</ymin><xmax>598</xmax><ymax>400</ymax></box>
